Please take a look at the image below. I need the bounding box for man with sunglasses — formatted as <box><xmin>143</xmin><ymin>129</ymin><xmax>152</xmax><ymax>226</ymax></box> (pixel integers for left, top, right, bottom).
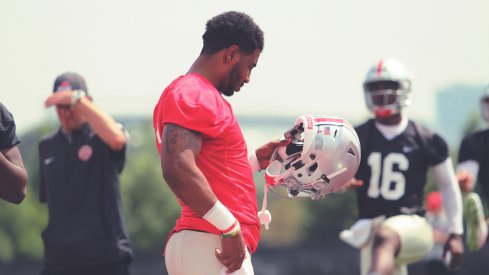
<box><xmin>342</xmin><ymin>58</ymin><xmax>464</xmax><ymax>275</ymax></box>
<box><xmin>38</xmin><ymin>72</ymin><xmax>132</xmax><ymax>275</ymax></box>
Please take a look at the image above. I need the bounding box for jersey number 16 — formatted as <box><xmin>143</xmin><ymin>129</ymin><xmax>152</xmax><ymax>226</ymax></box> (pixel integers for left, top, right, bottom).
<box><xmin>367</xmin><ymin>152</ymin><xmax>409</xmax><ymax>200</ymax></box>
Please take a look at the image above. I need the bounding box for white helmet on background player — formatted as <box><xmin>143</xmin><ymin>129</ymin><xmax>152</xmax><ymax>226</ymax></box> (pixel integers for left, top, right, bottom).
<box><xmin>264</xmin><ymin>115</ymin><xmax>361</xmax><ymax>200</ymax></box>
<box><xmin>480</xmin><ymin>85</ymin><xmax>489</xmax><ymax>122</ymax></box>
<box><xmin>363</xmin><ymin>58</ymin><xmax>412</xmax><ymax>118</ymax></box>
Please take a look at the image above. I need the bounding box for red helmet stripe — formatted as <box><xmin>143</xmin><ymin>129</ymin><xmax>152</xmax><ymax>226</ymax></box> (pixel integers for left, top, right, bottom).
<box><xmin>342</xmin><ymin>120</ymin><xmax>355</xmax><ymax>132</ymax></box>
<box><xmin>315</xmin><ymin>117</ymin><xmax>355</xmax><ymax>132</ymax></box>
<box><xmin>315</xmin><ymin>117</ymin><xmax>344</xmax><ymax>124</ymax></box>
<box><xmin>376</xmin><ymin>59</ymin><xmax>384</xmax><ymax>75</ymax></box>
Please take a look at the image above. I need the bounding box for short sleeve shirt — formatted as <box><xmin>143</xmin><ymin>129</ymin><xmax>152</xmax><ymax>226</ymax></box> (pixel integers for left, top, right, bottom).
<box><xmin>153</xmin><ymin>73</ymin><xmax>260</xmax><ymax>253</ymax></box>
<box><xmin>0</xmin><ymin>102</ymin><xmax>20</xmax><ymax>150</ymax></box>
<box><xmin>38</xmin><ymin>123</ymin><xmax>132</xmax><ymax>270</ymax></box>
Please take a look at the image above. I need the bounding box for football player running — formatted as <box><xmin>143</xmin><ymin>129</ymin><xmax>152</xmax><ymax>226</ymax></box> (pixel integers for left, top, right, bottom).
<box><xmin>341</xmin><ymin>58</ymin><xmax>464</xmax><ymax>275</ymax></box>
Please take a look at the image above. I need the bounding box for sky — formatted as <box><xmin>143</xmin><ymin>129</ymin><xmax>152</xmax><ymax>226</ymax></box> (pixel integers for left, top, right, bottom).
<box><xmin>1</xmin><ymin>0</ymin><xmax>488</xmax><ymax>134</ymax></box>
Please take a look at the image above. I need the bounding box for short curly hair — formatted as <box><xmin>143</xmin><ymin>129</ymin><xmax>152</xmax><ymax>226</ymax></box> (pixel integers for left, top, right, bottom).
<box><xmin>201</xmin><ymin>11</ymin><xmax>264</xmax><ymax>55</ymax></box>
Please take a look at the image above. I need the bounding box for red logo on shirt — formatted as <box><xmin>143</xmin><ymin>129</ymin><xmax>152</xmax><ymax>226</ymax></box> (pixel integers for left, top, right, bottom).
<box><xmin>78</xmin><ymin>145</ymin><xmax>93</xmax><ymax>161</ymax></box>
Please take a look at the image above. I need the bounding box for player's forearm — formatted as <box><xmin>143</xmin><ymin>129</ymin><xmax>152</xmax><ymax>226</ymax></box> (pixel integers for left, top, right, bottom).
<box><xmin>74</xmin><ymin>97</ymin><xmax>126</xmax><ymax>150</ymax></box>
<box><xmin>0</xmin><ymin>152</ymin><xmax>27</xmax><ymax>204</ymax></box>
<box><xmin>433</xmin><ymin>158</ymin><xmax>464</xmax><ymax>234</ymax></box>
<box><xmin>161</xmin><ymin>123</ymin><xmax>218</xmax><ymax>216</ymax></box>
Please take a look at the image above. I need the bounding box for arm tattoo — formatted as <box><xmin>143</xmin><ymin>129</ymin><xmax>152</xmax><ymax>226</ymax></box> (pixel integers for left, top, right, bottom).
<box><xmin>162</xmin><ymin>123</ymin><xmax>202</xmax><ymax>155</ymax></box>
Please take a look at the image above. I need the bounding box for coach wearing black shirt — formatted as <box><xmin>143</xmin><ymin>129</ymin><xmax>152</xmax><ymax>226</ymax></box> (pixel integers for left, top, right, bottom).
<box><xmin>38</xmin><ymin>72</ymin><xmax>132</xmax><ymax>275</ymax></box>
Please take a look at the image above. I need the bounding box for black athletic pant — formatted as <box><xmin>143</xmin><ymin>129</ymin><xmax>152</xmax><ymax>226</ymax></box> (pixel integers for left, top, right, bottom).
<box><xmin>41</xmin><ymin>259</ymin><xmax>130</xmax><ymax>275</ymax></box>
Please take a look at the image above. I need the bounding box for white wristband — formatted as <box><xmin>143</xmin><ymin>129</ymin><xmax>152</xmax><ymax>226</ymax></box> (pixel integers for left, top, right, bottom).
<box><xmin>203</xmin><ymin>200</ymin><xmax>237</xmax><ymax>232</ymax></box>
<box><xmin>248</xmin><ymin>150</ymin><xmax>261</xmax><ymax>173</ymax></box>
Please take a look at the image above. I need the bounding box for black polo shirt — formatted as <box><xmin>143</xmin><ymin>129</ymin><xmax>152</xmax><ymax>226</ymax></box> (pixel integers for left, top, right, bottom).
<box><xmin>0</xmin><ymin>102</ymin><xmax>20</xmax><ymax>150</ymax></box>
<box><xmin>38</xmin><ymin>123</ymin><xmax>132</xmax><ymax>271</ymax></box>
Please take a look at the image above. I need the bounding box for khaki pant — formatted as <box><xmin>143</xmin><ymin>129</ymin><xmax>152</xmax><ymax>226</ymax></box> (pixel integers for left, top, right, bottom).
<box><xmin>165</xmin><ymin>230</ymin><xmax>254</xmax><ymax>275</ymax></box>
<box><xmin>361</xmin><ymin>215</ymin><xmax>433</xmax><ymax>275</ymax></box>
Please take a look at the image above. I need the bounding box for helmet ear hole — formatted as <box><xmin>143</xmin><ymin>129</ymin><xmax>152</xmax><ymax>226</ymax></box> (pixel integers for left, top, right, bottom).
<box><xmin>308</xmin><ymin>162</ymin><xmax>318</xmax><ymax>175</ymax></box>
<box><xmin>347</xmin><ymin>148</ymin><xmax>356</xmax><ymax>156</ymax></box>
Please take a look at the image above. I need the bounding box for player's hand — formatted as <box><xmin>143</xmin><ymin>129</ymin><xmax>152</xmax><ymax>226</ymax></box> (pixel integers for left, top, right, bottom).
<box><xmin>255</xmin><ymin>139</ymin><xmax>291</xmax><ymax>170</ymax></box>
<box><xmin>443</xmin><ymin>233</ymin><xmax>464</xmax><ymax>271</ymax></box>
<box><xmin>44</xmin><ymin>90</ymin><xmax>73</xmax><ymax>108</ymax></box>
<box><xmin>343</xmin><ymin>177</ymin><xmax>363</xmax><ymax>190</ymax></box>
<box><xmin>215</xmin><ymin>231</ymin><xmax>246</xmax><ymax>274</ymax></box>
<box><xmin>456</xmin><ymin>170</ymin><xmax>474</xmax><ymax>193</ymax></box>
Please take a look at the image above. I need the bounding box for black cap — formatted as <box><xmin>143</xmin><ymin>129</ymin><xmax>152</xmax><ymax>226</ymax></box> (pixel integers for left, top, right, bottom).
<box><xmin>53</xmin><ymin>72</ymin><xmax>88</xmax><ymax>94</ymax></box>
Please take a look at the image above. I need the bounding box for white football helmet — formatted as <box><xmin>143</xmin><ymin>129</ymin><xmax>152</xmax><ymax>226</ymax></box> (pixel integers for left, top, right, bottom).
<box><xmin>480</xmin><ymin>85</ymin><xmax>489</xmax><ymax>122</ymax></box>
<box><xmin>264</xmin><ymin>115</ymin><xmax>361</xmax><ymax>200</ymax></box>
<box><xmin>363</xmin><ymin>58</ymin><xmax>412</xmax><ymax>118</ymax></box>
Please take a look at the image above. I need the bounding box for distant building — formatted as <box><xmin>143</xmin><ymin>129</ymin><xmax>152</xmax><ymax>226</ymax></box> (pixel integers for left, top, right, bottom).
<box><xmin>435</xmin><ymin>84</ymin><xmax>484</xmax><ymax>147</ymax></box>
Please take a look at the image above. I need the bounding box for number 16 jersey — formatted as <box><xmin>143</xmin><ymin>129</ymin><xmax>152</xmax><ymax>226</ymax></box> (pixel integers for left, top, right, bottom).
<box><xmin>354</xmin><ymin>119</ymin><xmax>449</xmax><ymax>219</ymax></box>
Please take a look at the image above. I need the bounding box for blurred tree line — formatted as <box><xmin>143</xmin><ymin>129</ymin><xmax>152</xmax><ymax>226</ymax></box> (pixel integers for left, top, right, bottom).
<box><xmin>0</xmin><ymin>114</ymin><xmax>482</xmax><ymax>264</ymax></box>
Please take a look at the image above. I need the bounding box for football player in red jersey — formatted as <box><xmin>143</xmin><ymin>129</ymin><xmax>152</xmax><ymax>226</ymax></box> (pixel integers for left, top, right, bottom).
<box><xmin>153</xmin><ymin>11</ymin><xmax>286</xmax><ymax>275</ymax></box>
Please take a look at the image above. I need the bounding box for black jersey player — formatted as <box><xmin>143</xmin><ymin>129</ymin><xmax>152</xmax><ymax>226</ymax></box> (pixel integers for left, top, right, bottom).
<box><xmin>341</xmin><ymin>58</ymin><xmax>464</xmax><ymax>275</ymax></box>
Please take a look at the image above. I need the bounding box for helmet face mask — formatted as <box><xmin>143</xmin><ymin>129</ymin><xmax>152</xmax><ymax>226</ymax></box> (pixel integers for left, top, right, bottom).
<box><xmin>265</xmin><ymin>115</ymin><xmax>361</xmax><ymax>200</ymax></box>
<box><xmin>363</xmin><ymin>58</ymin><xmax>412</xmax><ymax>118</ymax></box>
<box><xmin>364</xmin><ymin>86</ymin><xmax>409</xmax><ymax>118</ymax></box>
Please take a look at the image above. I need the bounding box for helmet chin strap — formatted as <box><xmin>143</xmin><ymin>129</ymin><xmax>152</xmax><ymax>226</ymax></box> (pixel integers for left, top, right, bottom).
<box><xmin>259</xmin><ymin>166</ymin><xmax>349</xmax><ymax>227</ymax></box>
<box><xmin>260</xmin><ymin>159</ymin><xmax>295</xmax><ymax>230</ymax></box>
<box><xmin>258</xmin><ymin>185</ymin><xmax>272</xmax><ymax>230</ymax></box>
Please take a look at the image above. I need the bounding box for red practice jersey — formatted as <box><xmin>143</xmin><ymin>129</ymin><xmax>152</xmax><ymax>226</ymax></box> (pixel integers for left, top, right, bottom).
<box><xmin>153</xmin><ymin>73</ymin><xmax>260</xmax><ymax>253</ymax></box>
